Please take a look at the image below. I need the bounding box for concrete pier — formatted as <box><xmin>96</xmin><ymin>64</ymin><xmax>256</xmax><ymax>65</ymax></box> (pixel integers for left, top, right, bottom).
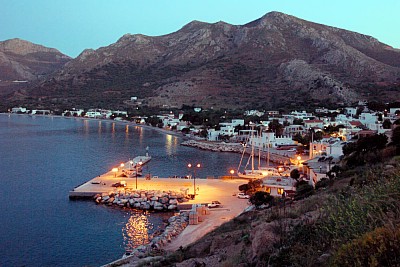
<box><xmin>69</xmin><ymin>156</ymin><xmax>151</xmax><ymax>199</ymax></box>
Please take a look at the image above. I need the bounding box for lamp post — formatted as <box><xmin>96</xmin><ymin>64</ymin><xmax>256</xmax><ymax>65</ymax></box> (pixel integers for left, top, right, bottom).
<box><xmin>188</xmin><ymin>163</ymin><xmax>201</xmax><ymax>196</ymax></box>
<box><xmin>112</xmin><ymin>168</ymin><xmax>118</xmax><ymax>178</ymax></box>
<box><xmin>135</xmin><ymin>161</ymin><xmax>143</xmax><ymax>189</ymax></box>
<box><xmin>230</xmin><ymin>169</ymin><xmax>235</xmax><ymax>179</ymax></box>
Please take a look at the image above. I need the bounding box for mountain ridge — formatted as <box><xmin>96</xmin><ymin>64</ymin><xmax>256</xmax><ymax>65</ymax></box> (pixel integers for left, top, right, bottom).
<box><xmin>2</xmin><ymin>11</ymin><xmax>400</xmax><ymax>110</ymax></box>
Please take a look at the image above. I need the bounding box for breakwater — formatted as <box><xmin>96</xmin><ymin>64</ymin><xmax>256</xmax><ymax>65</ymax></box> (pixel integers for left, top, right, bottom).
<box><xmin>94</xmin><ymin>189</ymin><xmax>190</xmax><ymax>211</ymax></box>
<box><xmin>181</xmin><ymin>140</ymin><xmax>291</xmax><ymax>165</ymax></box>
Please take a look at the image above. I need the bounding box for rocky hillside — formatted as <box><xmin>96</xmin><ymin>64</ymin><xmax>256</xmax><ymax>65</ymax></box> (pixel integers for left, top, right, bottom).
<box><xmin>4</xmin><ymin>12</ymin><xmax>400</xmax><ymax>110</ymax></box>
<box><xmin>0</xmin><ymin>38</ymin><xmax>71</xmax><ymax>97</ymax></box>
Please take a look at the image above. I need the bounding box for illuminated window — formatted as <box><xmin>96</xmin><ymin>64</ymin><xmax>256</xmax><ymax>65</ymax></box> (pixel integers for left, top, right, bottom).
<box><xmin>265</xmin><ymin>187</ymin><xmax>271</xmax><ymax>193</ymax></box>
<box><xmin>277</xmin><ymin>188</ymin><xmax>284</xmax><ymax>195</ymax></box>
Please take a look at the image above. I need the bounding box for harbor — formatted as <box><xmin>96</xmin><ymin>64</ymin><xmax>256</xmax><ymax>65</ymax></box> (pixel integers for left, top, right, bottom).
<box><xmin>69</xmin><ymin>155</ymin><xmax>248</xmax><ymax>208</ymax></box>
<box><xmin>69</xmin><ymin>154</ymin><xmax>250</xmax><ymax>265</ymax></box>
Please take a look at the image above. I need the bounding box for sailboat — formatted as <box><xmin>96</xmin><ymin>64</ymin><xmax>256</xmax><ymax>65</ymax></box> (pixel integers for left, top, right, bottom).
<box><xmin>237</xmin><ymin>128</ymin><xmax>287</xmax><ymax>179</ymax></box>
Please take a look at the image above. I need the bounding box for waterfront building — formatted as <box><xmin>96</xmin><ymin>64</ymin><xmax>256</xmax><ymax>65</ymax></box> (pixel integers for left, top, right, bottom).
<box><xmin>250</xmin><ymin>131</ymin><xmax>295</xmax><ymax>150</ymax></box>
<box><xmin>11</xmin><ymin>107</ymin><xmax>27</xmax><ymax>113</ymax></box>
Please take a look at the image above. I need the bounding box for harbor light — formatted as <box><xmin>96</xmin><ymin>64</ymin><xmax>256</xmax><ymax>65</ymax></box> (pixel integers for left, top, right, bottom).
<box><xmin>187</xmin><ymin>163</ymin><xmax>201</xmax><ymax>197</ymax></box>
<box><xmin>297</xmin><ymin>155</ymin><xmax>301</xmax><ymax>165</ymax></box>
<box><xmin>112</xmin><ymin>167</ymin><xmax>118</xmax><ymax>177</ymax></box>
<box><xmin>230</xmin><ymin>169</ymin><xmax>235</xmax><ymax>179</ymax></box>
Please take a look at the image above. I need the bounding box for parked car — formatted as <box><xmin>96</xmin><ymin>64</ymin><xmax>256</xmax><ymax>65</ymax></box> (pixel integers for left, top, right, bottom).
<box><xmin>207</xmin><ymin>201</ymin><xmax>221</xmax><ymax>208</ymax></box>
<box><xmin>112</xmin><ymin>181</ymin><xmax>127</xmax><ymax>187</ymax></box>
<box><xmin>237</xmin><ymin>192</ymin><xmax>250</xmax><ymax>199</ymax></box>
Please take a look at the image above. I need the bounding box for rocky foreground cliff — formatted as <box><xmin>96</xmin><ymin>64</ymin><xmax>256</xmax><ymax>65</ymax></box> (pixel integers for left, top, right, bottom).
<box><xmin>3</xmin><ymin>12</ymin><xmax>400</xmax><ymax>110</ymax></box>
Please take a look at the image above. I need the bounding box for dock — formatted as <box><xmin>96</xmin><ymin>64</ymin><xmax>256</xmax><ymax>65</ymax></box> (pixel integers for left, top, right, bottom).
<box><xmin>69</xmin><ymin>156</ymin><xmax>151</xmax><ymax>199</ymax></box>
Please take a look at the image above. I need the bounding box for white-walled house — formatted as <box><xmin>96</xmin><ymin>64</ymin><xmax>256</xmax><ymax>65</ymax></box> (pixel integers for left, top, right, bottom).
<box><xmin>304</xmin><ymin>119</ymin><xmax>324</xmax><ymax>130</ymax></box>
<box><xmin>85</xmin><ymin>111</ymin><xmax>102</xmax><ymax>118</ymax></box>
<box><xmin>283</xmin><ymin>124</ymin><xmax>306</xmax><ymax>137</ymax></box>
<box><xmin>62</xmin><ymin>109</ymin><xmax>84</xmax><ymax>117</ymax></box>
<box><xmin>309</xmin><ymin>138</ymin><xmax>343</xmax><ymax>158</ymax></box>
<box><xmin>344</xmin><ymin>107</ymin><xmax>357</xmax><ymax>117</ymax></box>
<box><xmin>244</xmin><ymin>110</ymin><xmax>265</xmax><ymax>117</ymax></box>
<box><xmin>11</xmin><ymin>107</ymin><xmax>27</xmax><ymax>113</ymax></box>
<box><xmin>359</xmin><ymin>112</ymin><xmax>379</xmax><ymax>125</ymax></box>
<box><xmin>250</xmin><ymin>132</ymin><xmax>296</xmax><ymax>150</ymax></box>
<box><xmin>207</xmin><ymin>119</ymin><xmax>244</xmax><ymax>141</ymax></box>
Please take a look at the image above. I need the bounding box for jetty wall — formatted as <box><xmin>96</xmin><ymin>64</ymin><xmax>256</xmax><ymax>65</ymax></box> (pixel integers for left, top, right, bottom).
<box><xmin>181</xmin><ymin>140</ymin><xmax>291</xmax><ymax>165</ymax></box>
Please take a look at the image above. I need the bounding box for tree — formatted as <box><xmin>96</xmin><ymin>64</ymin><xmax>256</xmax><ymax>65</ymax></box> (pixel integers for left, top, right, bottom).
<box><xmin>268</xmin><ymin>119</ymin><xmax>284</xmax><ymax>136</ymax></box>
<box><xmin>239</xmin><ymin>179</ymin><xmax>262</xmax><ymax>195</ymax></box>
<box><xmin>249</xmin><ymin>191</ymin><xmax>274</xmax><ymax>207</ymax></box>
<box><xmin>293</xmin><ymin>118</ymin><xmax>304</xmax><ymax>125</ymax></box>
<box><xmin>290</xmin><ymin>169</ymin><xmax>301</xmax><ymax>181</ymax></box>
<box><xmin>294</xmin><ymin>181</ymin><xmax>314</xmax><ymax>200</ymax></box>
<box><xmin>391</xmin><ymin>126</ymin><xmax>400</xmax><ymax>146</ymax></box>
<box><xmin>382</xmin><ymin>119</ymin><xmax>392</xmax><ymax>129</ymax></box>
<box><xmin>199</xmin><ymin>129</ymin><xmax>208</xmax><ymax>139</ymax></box>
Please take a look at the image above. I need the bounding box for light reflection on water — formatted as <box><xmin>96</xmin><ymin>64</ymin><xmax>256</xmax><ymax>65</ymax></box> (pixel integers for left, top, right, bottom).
<box><xmin>122</xmin><ymin>210</ymin><xmax>173</xmax><ymax>251</ymax></box>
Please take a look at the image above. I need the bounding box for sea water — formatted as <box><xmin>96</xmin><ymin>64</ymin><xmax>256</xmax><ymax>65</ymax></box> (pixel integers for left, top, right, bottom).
<box><xmin>0</xmin><ymin>114</ymin><xmax>241</xmax><ymax>266</ymax></box>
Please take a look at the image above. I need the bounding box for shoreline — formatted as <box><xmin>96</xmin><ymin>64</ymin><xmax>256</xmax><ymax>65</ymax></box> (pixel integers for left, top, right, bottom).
<box><xmin>3</xmin><ymin>113</ymin><xmax>254</xmax><ymax>265</ymax></box>
<box><xmin>1</xmin><ymin>112</ymin><xmax>186</xmax><ymax>139</ymax></box>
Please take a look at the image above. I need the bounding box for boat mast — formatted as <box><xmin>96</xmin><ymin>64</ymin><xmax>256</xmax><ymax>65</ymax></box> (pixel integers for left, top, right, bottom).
<box><xmin>267</xmin><ymin>133</ymin><xmax>270</xmax><ymax>166</ymax></box>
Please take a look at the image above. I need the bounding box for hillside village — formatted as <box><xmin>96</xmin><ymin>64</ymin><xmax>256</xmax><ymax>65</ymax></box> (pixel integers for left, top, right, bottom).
<box><xmin>10</xmin><ymin>101</ymin><xmax>400</xmax><ymax>196</ymax></box>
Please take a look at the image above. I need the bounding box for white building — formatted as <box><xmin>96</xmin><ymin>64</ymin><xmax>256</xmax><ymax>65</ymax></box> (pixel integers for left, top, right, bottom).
<box><xmin>304</xmin><ymin>119</ymin><xmax>324</xmax><ymax>130</ymax></box>
<box><xmin>283</xmin><ymin>125</ymin><xmax>306</xmax><ymax>137</ymax></box>
<box><xmin>344</xmin><ymin>107</ymin><xmax>357</xmax><ymax>117</ymax></box>
<box><xmin>11</xmin><ymin>107</ymin><xmax>27</xmax><ymax>113</ymax></box>
<box><xmin>62</xmin><ymin>109</ymin><xmax>84</xmax><ymax>117</ymax></box>
<box><xmin>250</xmin><ymin>132</ymin><xmax>295</xmax><ymax>150</ymax></box>
<box><xmin>244</xmin><ymin>110</ymin><xmax>265</xmax><ymax>117</ymax></box>
<box><xmin>261</xmin><ymin>176</ymin><xmax>296</xmax><ymax>197</ymax></box>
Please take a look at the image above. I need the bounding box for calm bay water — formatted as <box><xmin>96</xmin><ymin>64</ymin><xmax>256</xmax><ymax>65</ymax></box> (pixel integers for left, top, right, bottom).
<box><xmin>0</xmin><ymin>114</ymin><xmax>241</xmax><ymax>267</ymax></box>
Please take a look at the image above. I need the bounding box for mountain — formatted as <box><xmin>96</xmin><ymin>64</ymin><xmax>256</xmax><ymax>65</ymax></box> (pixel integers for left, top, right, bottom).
<box><xmin>4</xmin><ymin>12</ymin><xmax>400</xmax><ymax>110</ymax></box>
<box><xmin>0</xmin><ymin>38</ymin><xmax>71</xmax><ymax>97</ymax></box>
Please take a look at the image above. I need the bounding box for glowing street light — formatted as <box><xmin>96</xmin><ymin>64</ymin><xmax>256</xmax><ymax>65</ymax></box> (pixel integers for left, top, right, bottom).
<box><xmin>230</xmin><ymin>169</ymin><xmax>235</xmax><ymax>179</ymax></box>
<box><xmin>112</xmin><ymin>167</ymin><xmax>118</xmax><ymax>177</ymax></box>
<box><xmin>188</xmin><ymin>163</ymin><xmax>201</xmax><ymax>197</ymax></box>
<box><xmin>120</xmin><ymin>163</ymin><xmax>125</xmax><ymax>168</ymax></box>
<box><xmin>297</xmin><ymin>155</ymin><xmax>301</xmax><ymax>165</ymax></box>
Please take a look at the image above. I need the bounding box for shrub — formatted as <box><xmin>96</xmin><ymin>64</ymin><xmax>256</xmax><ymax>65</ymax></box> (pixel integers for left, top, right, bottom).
<box><xmin>294</xmin><ymin>181</ymin><xmax>314</xmax><ymax>200</ymax></box>
<box><xmin>315</xmin><ymin>178</ymin><xmax>330</xmax><ymax>190</ymax></box>
<box><xmin>249</xmin><ymin>191</ymin><xmax>274</xmax><ymax>207</ymax></box>
<box><xmin>332</xmin><ymin>226</ymin><xmax>400</xmax><ymax>267</ymax></box>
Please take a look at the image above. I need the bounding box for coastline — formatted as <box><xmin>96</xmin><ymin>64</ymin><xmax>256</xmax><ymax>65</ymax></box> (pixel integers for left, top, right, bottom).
<box><xmin>1</xmin><ymin>113</ymin><xmax>186</xmax><ymax>139</ymax></box>
<box><xmin>2</xmin><ymin>113</ymin><xmax>253</xmax><ymax>265</ymax></box>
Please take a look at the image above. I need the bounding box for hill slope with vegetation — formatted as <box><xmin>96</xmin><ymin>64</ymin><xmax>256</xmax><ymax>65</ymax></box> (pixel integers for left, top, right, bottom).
<box><xmin>118</xmin><ymin>128</ymin><xmax>400</xmax><ymax>266</ymax></box>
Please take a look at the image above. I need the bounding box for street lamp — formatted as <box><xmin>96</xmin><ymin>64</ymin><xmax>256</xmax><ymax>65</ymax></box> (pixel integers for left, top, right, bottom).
<box><xmin>297</xmin><ymin>155</ymin><xmax>301</xmax><ymax>166</ymax></box>
<box><xmin>188</xmin><ymin>163</ymin><xmax>201</xmax><ymax>196</ymax></box>
<box><xmin>112</xmin><ymin>167</ymin><xmax>118</xmax><ymax>177</ymax></box>
<box><xmin>230</xmin><ymin>169</ymin><xmax>235</xmax><ymax>179</ymax></box>
<box><xmin>135</xmin><ymin>161</ymin><xmax>143</xmax><ymax>189</ymax></box>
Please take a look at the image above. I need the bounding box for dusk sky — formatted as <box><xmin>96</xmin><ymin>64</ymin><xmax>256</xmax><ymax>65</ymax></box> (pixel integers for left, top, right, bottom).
<box><xmin>1</xmin><ymin>0</ymin><xmax>399</xmax><ymax>58</ymax></box>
